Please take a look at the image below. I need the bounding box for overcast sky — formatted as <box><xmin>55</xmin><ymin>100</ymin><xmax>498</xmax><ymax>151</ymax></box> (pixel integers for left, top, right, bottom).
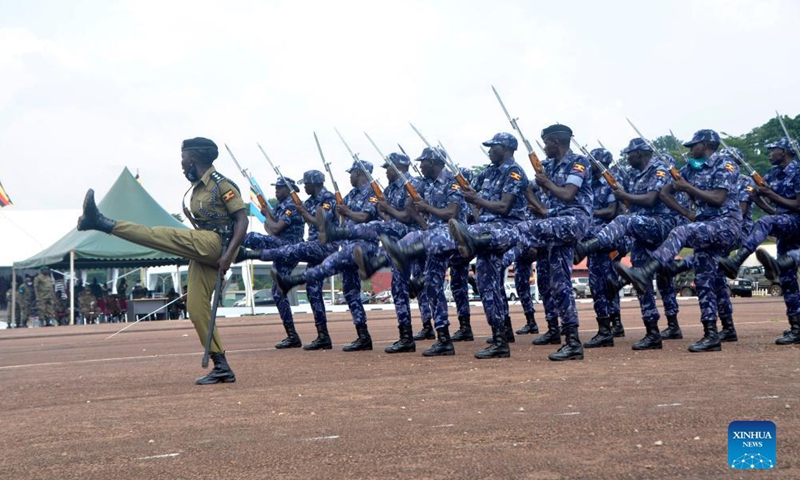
<box><xmin>2</xmin><ymin>0</ymin><xmax>798</xmax><ymax>215</ymax></box>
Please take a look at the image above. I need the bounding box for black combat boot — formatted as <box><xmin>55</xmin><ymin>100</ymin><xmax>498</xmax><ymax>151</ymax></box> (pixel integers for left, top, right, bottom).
<box><xmin>615</xmin><ymin>259</ymin><xmax>661</xmax><ymax>295</ymax></box>
<box><xmin>632</xmin><ymin>322</ymin><xmax>662</xmax><ymax>350</ymax></box>
<box><xmin>272</xmin><ymin>270</ymin><xmax>306</xmax><ymax>296</ymax></box>
<box><xmin>385</xmin><ymin>323</ymin><xmax>416</xmax><ymax>353</ymax></box>
<box><xmin>413</xmin><ymin>321</ymin><xmax>436</xmax><ymax>340</ymax></box>
<box><xmin>423</xmin><ymin>326</ymin><xmax>455</xmax><ymax>356</ymax></box>
<box><xmin>660</xmin><ymin>314</ymin><xmax>683</xmax><ymax>340</ymax></box>
<box><xmin>548</xmin><ymin>326</ymin><xmax>584</xmax><ymax>361</ymax></box>
<box><xmin>688</xmin><ymin>321</ymin><xmax>722</xmax><ymax>352</ymax></box>
<box><xmin>343</xmin><ymin>323</ymin><xmax>373</xmax><ymax>352</ymax></box>
<box><xmin>448</xmin><ymin>219</ymin><xmax>492</xmax><ymax>259</ymax></box>
<box><xmin>657</xmin><ymin>258</ymin><xmax>690</xmax><ymax>285</ymax></box>
<box><xmin>756</xmin><ymin>248</ymin><xmax>797</xmax><ymax>282</ymax></box>
<box><xmin>516</xmin><ymin>311</ymin><xmax>539</xmax><ymax>335</ymax></box>
<box><xmin>195</xmin><ymin>352</ymin><xmax>236</xmax><ymax>385</ymax></box>
<box><xmin>486</xmin><ymin>314</ymin><xmax>516</xmax><ymax>344</ymax></box>
<box><xmin>303</xmin><ymin>323</ymin><xmax>332</xmax><ymax>350</ymax></box>
<box><xmin>474</xmin><ymin>324</ymin><xmax>510</xmax><ymax>359</ymax></box>
<box><xmin>718</xmin><ymin>315</ymin><xmax>738</xmax><ymax>343</ymax></box>
<box><xmin>718</xmin><ymin>248</ymin><xmax>751</xmax><ymax>279</ymax></box>
<box><xmin>235</xmin><ymin>247</ymin><xmax>262</xmax><ymax>262</ymax></box>
<box><xmin>354</xmin><ymin>246</ymin><xmax>389</xmax><ymax>280</ymax></box>
<box><xmin>381</xmin><ymin>234</ymin><xmax>425</xmax><ymax>276</ymax></box>
<box><xmin>573</xmin><ymin>238</ymin><xmax>601</xmax><ymax>265</ymax></box>
<box><xmin>451</xmin><ymin>315</ymin><xmax>474</xmax><ymax>342</ymax></box>
<box><xmin>605</xmin><ymin>272</ymin><xmax>628</xmax><ymax>302</ymax></box>
<box><xmin>319</xmin><ymin>215</ymin><xmax>353</xmax><ymax>245</ymax></box>
<box><xmin>533</xmin><ymin>318</ymin><xmax>562</xmax><ymax>345</ymax></box>
<box><xmin>275</xmin><ymin>323</ymin><xmax>302</xmax><ymax>349</ymax></box>
<box><xmin>583</xmin><ymin>316</ymin><xmax>614</xmax><ymax>348</ymax></box>
<box><xmin>776</xmin><ymin>314</ymin><xmax>800</xmax><ymax>345</ymax></box>
<box><xmin>609</xmin><ymin>311</ymin><xmax>625</xmax><ymax>338</ymax></box>
<box><xmin>77</xmin><ymin>189</ymin><xmax>116</xmax><ymax>234</ymax></box>
<box><xmin>408</xmin><ymin>276</ymin><xmax>424</xmax><ymax>299</ymax></box>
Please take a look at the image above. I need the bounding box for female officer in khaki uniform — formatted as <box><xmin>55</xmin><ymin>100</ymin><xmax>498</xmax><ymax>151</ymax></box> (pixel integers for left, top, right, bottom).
<box><xmin>77</xmin><ymin>137</ymin><xmax>248</xmax><ymax>385</ymax></box>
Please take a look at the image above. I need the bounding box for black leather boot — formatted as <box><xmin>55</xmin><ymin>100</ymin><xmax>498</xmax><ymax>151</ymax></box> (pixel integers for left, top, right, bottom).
<box><xmin>718</xmin><ymin>315</ymin><xmax>738</xmax><ymax>342</ymax></box>
<box><xmin>485</xmin><ymin>314</ymin><xmax>516</xmax><ymax>344</ymax></box>
<box><xmin>448</xmin><ymin>219</ymin><xmax>492</xmax><ymax>259</ymax></box>
<box><xmin>688</xmin><ymin>321</ymin><xmax>722</xmax><ymax>352</ymax></box>
<box><xmin>605</xmin><ymin>273</ymin><xmax>628</xmax><ymax>302</ymax></box>
<box><xmin>303</xmin><ymin>323</ymin><xmax>332</xmax><ymax>350</ymax></box>
<box><xmin>413</xmin><ymin>321</ymin><xmax>436</xmax><ymax>340</ymax></box>
<box><xmin>451</xmin><ymin>315</ymin><xmax>474</xmax><ymax>342</ymax></box>
<box><xmin>756</xmin><ymin>248</ymin><xmax>797</xmax><ymax>282</ymax></box>
<box><xmin>235</xmin><ymin>247</ymin><xmax>262</xmax><ymax>262</ymax></box>
<box><xmin>317</xmin><ymin>208</ymin><xmax>352</xmax><ymax>245</ymax></box>
<box><xmin>584</xmin><ymin>316</ymin><xmax>614</xmax><ymax>348</ymax></box>
<box><xmin>195</xmin><ymin>352</ymin><xmax>236</xmax><ymax>385</ymax></box>
<box><xmin>548</xmin><ymin>326</ymin><xmax>584</xmax><ymax>361</ymax></box>
<box><xmin>77</xmin><ymin>189</ymin><xmax>116</xmax><ymax>234</ymax></box>
<box><xmin>474</xmin><ymin>325</ymin><xmax>510</xmax><ymax>359</ymax></box>
<box><xmin>533</xmin><ymin>318</ymin><xmax>561</xmax><ymax>345</ymax></box>
<box><xmin>573</xmin><ymin>238</ymin><xmax>601</xmax><ymax>265</ymax></box>
<box><xmin>343</xmin><ymin>323</ymin><xmax>373</xmax><ymax>351</ymax></box>
<box><xmin>381</xmin><ymin>234</ymin><xmax>425</xmax><ymax>276</ymax></box>
<box><xmin>609</xmin><ymin>311</ymin><xmax>625</xmax><ymax>338</ymax></box>
<box><xmin>657</xmin><ymin>258</ymin><xmax>690</xmax><ymax>285</ymax></box>
<box><xmin>272</xmin><ymin>270</ymin><xmax>306</xmax><ymax>296</ymax></box>
<box><xmin>385</xmin><ymin>323</ymin><xmax>416</xmax><ymax>353</ymax></box>
<box><xmin>408</xmin><ymin>276</ymin><xmax>424</xmax><ymax>299</ymax></box>
<box><xmin>615</xmin><ymin>258</ymin><xmax>661</xmax><ymax>295</ymax></box>
<box><xmin>632</xmin><ymin>321</ymin><xmax>662</xmax><ymax>350</ymax></box>
<box><xmin>660</xmin><ymin>314</ymin><xmax>683</xmax><ymax>340</ymax></box>
<box><xmin>516</xmin><ymin>311</ymin><xmax>539</xmax><ymax>334</ymax></box>
<box><xmin>354</xmin><ymin>246</ymin><xmax>389</xmax><ymax>280</ymax></box>
<box><xmin>718</xmin><ymin>248</ymin><xmax>751</xmax><ymax>279</ymax></box>
<box><xmin>423</xmin><ymin>326</ymin><xmax>455</xmax><ymax>356</ymax></box>
<box><xmin>776</xmin><ymin>314</ymin><xmax>800</xmax><ymax>345</ymax></box>
<box><xmin>275</xmin><ymin>323</ymin><xmax>302</xmax><ymax>349</ymax></box>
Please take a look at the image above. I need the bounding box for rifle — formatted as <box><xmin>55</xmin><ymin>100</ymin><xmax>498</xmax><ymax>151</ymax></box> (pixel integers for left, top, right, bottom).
<box><xmin>364</xmin><ymin>131</ymin><xmax>422</xmax><ymax>202</ymax></box>
<box><xmin>313</xmin><ymin>132</ymin><xmax>345</xmax><ymax>224</ymax></box>
<box><xmin>202</xmin><ymin>239</ymin><xmax>229</xmax><ymax>368</ymax></box>
<box><xmin>776</xmin><ymin>111</ymin><xmax>800</xmax><ymax>158</ymax></box>
<box><xmin>480</xmin><ymin>145</ymin><xmax>490</xmax><ymax>159</ymax></box>
<box><xmin>669</xmin><ymin>129</ymin><xmax>689</xmax><ymax>162</ymax></box>
<box><xmin>334</xmin><ymin>128</ymin><xmax>385</xmax><ymax>201</ymax></box>
<box><xmin>625</xmin><ymin>118</ymin><xmax>682</xmax><ymax>181</ymax></box>
<box><xmin>571</xmin><ymin>138</ymin><xmax>620</xmax><ymax>189</ymax></box>
<box><xmin>491</xmin><ymin>85</ymin><xmax>544</xmax><ymax>175</ymax></box>
<box><xmin>398</xmin><ymin>143</ymin><xmax>424</xmax><ymax>177</ymax></box>
<box><xmin>225</xmin><ymin>144</ymin><xmax>268</xmax><ymax>209</ymax></box>
<box><xmin>719</xmin><ymin>137</ymin><xmax>767</xmax><ymax>187</ymax></box>
<box><xmin>597</xmin><ymin>140</ymin><xmax>618</xmax><ymax>170</ymax></box>
<box><xmin>408</xmin><ymin>122</ymin><xmax>472</xmax><ymax>190</ymax></box>
<box><xmin>256</xmin><ymin>143</ymin><xmax>302</xmax><ymax>206</ymax></box>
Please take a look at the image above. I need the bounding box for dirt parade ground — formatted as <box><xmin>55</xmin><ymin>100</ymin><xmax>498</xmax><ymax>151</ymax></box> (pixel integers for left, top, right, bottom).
<box><xmin>1</xmin><ymin>297</ymin><xmax>798</xmax><ymax>480</ymax></box>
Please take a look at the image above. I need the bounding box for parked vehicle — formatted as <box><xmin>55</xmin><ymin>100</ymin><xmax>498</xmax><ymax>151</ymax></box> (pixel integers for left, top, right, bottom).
<box><xmin>370</xmin><ymin>290</ymin><xmax>393</xmax><ymax>304</ymax></box>
<box><xmin>232</xmin><ymin>289</ymin><xmax>277</xmax><ymax>307</ymax></box>
<box><xmin>672</xmin><ymin>272</ymin><xmax>753</xmax><ymax>298</ymax></box>
<box><xmin>571</xmin><ymin>277</ymin><xmax>590</xmax><ymax>298</ymax></box>
<box><xmin>738</xmin><ymin>265</ymin><xmax>782</xmax><ymax>296</ymax></box>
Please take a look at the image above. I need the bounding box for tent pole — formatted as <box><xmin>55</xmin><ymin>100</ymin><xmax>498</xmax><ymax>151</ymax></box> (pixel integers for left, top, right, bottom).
<box><xmin>249</xmin><ymin>260</ymin><xmax>255</xmax><ymax>316</ymax></box>
<box><xmin>69</xmin><ymin>250</ymin><xmax>75</xmax><ymax>325</ymax></box>
<box><xmin>10</xmin><ymin>268</ymin><xmax>17</xmax><ymax>327</ymax></box>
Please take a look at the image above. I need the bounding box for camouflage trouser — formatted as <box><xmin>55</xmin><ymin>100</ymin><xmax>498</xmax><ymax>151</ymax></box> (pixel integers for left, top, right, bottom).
<box><xmin>651</xmin><ymin>217</ymin><xmax>741</xmax><ymax>323</ymax></box>
<box><xmin>502</xmin><ymin>248</ymin><xmax>537</xmax><ymax>315</ymax></box>
<box><xmin>400</xmin><ymin>228</ymin><xmax>453</xmax><ymax>330</ymax></box>
<box><xmin>449</xmin><ymin>257</ymin><xmax>471</xmax><ymax>319</ymax></box>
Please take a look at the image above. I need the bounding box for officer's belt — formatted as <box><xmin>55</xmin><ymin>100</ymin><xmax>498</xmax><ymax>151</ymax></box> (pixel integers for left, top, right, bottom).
<box><xmin>195</xmin><ymin>220</ymin><xmax>234</xmax><ymax>235</ymax></box>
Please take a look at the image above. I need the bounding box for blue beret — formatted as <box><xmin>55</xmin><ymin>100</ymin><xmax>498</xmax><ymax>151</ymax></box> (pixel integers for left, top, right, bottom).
<box><xmin>271</xmin><ymin>177</ymin><xmax>300</xmax><ymax>192</ymax></box>
<box><xmin>683</xmin><ymin>129</ymin><xmax>720</xmax><ymax>147</ymax></box>
<box><xmin>416</xmin><ymin>147</ymin><xmax>446</xmax><ymax>163</ymax></box>
<box><xmin>621</xmin><ymin>138</ymin><xmax>653</xmax><ymax>154</ymax></box>
<box><xmin>382</xmin><ymin>152</ymin><xmax>411</xmax><ymax>168</ymax></box>
<box><xmin>766</xmin><ymin>137</ymin><xmax>795</xmax><ymax>155</ymax></box>
<box><xmin>482</xmin><ymin>132</ymin><xmax>518</xmax><ymax>151</ymax></box>
<box><xmin>346</xmin><ymin>160</ymin><xmax>373</xmax><ymax>174</ymax></box>
<box><xmin>589</xmin><ymin>148</ymin><xmax>613</xmax><ymax>166</ymax></box>
<box><xmin>541</xmin><ymin>124</ymin><xmax>573</xmax><ymax>141</ymax></box>
<box><xmin>299</xmin><ymin>170</ymin><xmax>326</xmax><ymax>185</ymax></box>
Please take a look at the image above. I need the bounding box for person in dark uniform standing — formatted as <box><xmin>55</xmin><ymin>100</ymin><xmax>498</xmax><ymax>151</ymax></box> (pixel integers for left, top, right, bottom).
<box><xmin>77</xmin><ymin>137</ymin><xmax>248</xmax><ymax>384</ymax></box>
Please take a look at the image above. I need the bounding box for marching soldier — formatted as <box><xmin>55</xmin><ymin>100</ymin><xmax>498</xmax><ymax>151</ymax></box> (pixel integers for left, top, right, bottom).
<box><xmin>34</xmin><ymin>267</ymin><xmax>57</xmax><ymax>327</ymax></box>
<box><xmin>78</xmin><ymin>137</ymin><xmax>248</xmax><ymax>384</ymax></box>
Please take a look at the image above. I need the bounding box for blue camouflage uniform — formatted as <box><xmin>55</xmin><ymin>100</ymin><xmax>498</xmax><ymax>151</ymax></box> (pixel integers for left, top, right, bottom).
<box><xmin>242</xmin><ymin>178</ymin><xmax>306</xmax><ymax>326</ymax></box>
<box><xmin>299</xmin><ymin>166</ymin><xmax>380</xmax><ymax>327</ymax></box>
<box><xmin>650</xmin><ymin>149</ymin><xmax>742</xmax><ymax>324</ymax></box>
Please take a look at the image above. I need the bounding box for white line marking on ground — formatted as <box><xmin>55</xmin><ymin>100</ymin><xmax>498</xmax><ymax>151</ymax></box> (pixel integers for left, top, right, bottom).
<box><xmin>657</xmin><ymin>403</ymin><xmax>683</xmax><ymax>407</ymax></box>
<box><xmin>136</xmin><ymin>453</ymin><xmax>180</xmax><ymax>460</ymax></box>
<box><xmin>755</xmin><ymin>395</ymin><xmax>780</xmax><ymax>399</ymax></box>
<box><xmin>306</xmin><ymin>435</ymin><xmax>339</xmax><ymax>441</ymax></box>
<box><xmin>431</xmin><ymin>424</ymin><xmax>455</xmax><ymax>428</ymax></box>
<box><xmin>556</xmin><ymin>412</ymin><xmax>581</xmax><ymax>416</ymax></box>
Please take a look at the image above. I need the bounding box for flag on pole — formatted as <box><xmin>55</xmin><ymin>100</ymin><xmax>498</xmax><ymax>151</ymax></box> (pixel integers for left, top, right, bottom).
<box><xmin>0</xmin><ymin>179</ymin><xmax>13</xmax><ymax>208</ymax></box>
<box><xmin>135</xmin><ymin>169</ymin><xmax>141</xmax><ymax>184</ymax></box>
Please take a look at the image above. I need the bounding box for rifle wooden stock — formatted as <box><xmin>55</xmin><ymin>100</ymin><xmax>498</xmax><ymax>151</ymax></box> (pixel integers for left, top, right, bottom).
<box><xmin>454</xmin><ymin>173</ymin><xmax>471</xmax><ymax>190</ymax></box>
<box><xmin>290</xmin><ymin>191</ymin><xmax>302</xmax><ymax>206</ymax></box>
<box><xmin>601</xmin><ymin>171</ymin><xmax>618</xmax><ymax>189</ymax></box>
<box><xmin>404</xmin><ymin>183</ymin><xmax>422</xmax><ymax>202</ymax></box>
<box><xmin>370</xmin><ymin>182</ymin><xmax>385</xmax><ymax>201</ymax></box>
<box><xmin>752</xmin><ymin>172</ymin><xmax>767</xmax><ymax>187</ymax></box>
<box><xmin>528</xmin><ymin>152</ymin><xmax>544</xmax><ymax>175</ymax></box>
<box><xmin>255</xmin><ymin>192</ymin><xmax>268</xmax><ymax>210</ymax></box>
<box><xmin>668</xmin><ymin>167</ymin><xmax>682</xmax><ymax>181</ymax></box>
<box><xmin>334</xmin><ymin>191</ymin><xmax>345</xmax><ymax>225</ymax></box>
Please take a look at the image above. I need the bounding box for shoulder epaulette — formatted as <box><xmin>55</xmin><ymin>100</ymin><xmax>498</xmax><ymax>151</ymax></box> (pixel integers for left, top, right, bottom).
<box><xmin>210</xmin><ymin>171</ymin><xmax>240</xmax><ymax>193</ymax></box>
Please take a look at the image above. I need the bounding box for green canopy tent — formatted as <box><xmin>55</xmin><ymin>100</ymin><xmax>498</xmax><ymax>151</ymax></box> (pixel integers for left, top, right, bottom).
<box><xmin>11</xmin><ymin>168</ymin><xmax>190</xmax><ymax>325</ymax></box>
